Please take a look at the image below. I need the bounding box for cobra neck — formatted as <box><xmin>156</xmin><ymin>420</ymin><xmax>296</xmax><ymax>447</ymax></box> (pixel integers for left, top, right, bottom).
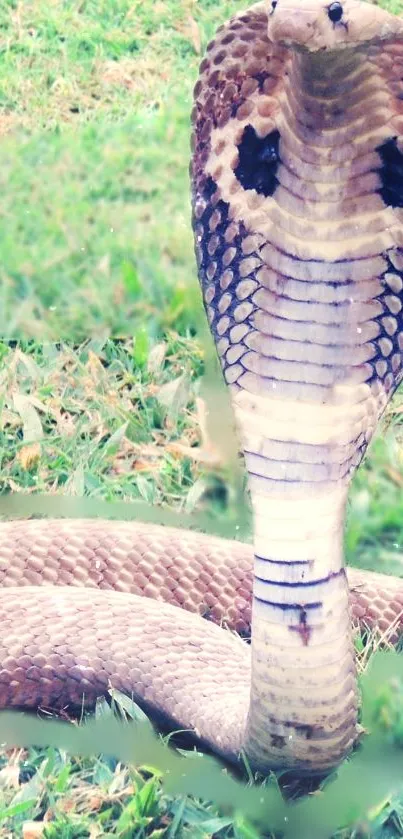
<box><xmin>230</xmin><ymin>387</ymin><xmax>357</xmax><ymax>772</ymax></box>
<box><xmin>293</xmin><ymin>44</ymin><xmax>365</xmax><ymax>87</ymax></box>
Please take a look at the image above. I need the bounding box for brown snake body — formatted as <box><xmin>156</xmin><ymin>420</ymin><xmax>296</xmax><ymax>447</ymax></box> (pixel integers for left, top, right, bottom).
<box><xmin>2</xmin><ymin>0</ymin><xmax>403</xmax><ymax>775</ymax></box>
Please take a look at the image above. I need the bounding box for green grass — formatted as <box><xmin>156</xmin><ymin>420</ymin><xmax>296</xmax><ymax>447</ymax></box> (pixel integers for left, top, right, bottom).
<box><xmin>0</xmin><ymin>0</ymin><xmax>403</xmax><ymax>835</ymax></box>
<box><xmin>0</xmin><ymin>338</ymin><xmax>247</xmax><ymax>532</ymax></box>
<box><xmin>0</xmin><ymin>0</ymin><xmax>244</xmax><ymax>341</ymax></box>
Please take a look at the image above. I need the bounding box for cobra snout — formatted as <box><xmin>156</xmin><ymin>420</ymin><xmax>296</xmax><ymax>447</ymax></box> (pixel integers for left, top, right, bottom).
<box><xmin>267</xmin><ymin>5</ymin><xmax>320</xmax><ymax>49</ymax></box>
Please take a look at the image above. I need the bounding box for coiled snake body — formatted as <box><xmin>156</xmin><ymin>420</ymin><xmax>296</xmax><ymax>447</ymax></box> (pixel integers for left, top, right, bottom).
<box><xmin>2</xmin><ymin>0</ymin><xmax>403</xmax><ymax>775</ymax></box>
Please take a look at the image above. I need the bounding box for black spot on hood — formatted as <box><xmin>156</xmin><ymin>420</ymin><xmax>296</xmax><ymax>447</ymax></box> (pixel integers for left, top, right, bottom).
<box><xmin>376</xmin><ymin>136</ymin><xmax>403</xmax><ymax>209</ymax></box>
<box><xmin>235</xmin><ymin>124</ymin><xmax>280</xmax><ymax>197</ymax></box>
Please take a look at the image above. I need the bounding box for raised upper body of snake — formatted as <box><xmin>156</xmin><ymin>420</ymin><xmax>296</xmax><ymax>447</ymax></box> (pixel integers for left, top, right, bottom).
<box><xmin>1</xmin><ymin>0</ymin><xmax>403</xmax><ymax>776</ymax></box>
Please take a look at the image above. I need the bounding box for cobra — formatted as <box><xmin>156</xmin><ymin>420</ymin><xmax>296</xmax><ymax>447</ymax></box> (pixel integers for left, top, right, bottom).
<box><xmin>1</xmin><ymin>0</ymin><xmax>403</xmax><ymax>776</ymax></box>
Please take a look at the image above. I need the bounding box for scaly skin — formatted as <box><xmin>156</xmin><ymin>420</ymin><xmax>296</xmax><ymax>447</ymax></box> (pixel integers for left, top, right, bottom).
<box><xmin>190</xmin><ymin>0</ymin><xmax>403</xmax><ymax>770</ymax></box>
<box><xmin>1</xmin><ymin>0</ymin><xmax>403</xmax><ymax>775</ymax></box>
<box><xmin>0</xmin><ymin>518</ymin><xmax>401</xmax><ymax>772</ymax></box>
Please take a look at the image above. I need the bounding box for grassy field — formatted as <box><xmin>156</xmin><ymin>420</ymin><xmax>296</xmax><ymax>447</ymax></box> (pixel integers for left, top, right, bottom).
<box><xmin>0</xmin><ymin>0</ymin><xmax>403</xmax><ymax>835</ymax></box>
<box><xmin>0</xmin><ymin>0</ymin><xmax>241</xmax><ymax>342</ymax></box>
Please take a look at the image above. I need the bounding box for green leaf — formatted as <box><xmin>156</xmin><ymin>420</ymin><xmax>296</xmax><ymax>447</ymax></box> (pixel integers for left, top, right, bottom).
<box><xmin>13</xmin><ymin>393</ymin><xmax>43</xmax><ymax>443</ymax></box>
<box><xmin>0</xmin><ymin>798</ymin><xmax>37</xmax><ymax>821</ymax></box>
<box><xmin>122</xmin><ymin>260</ymin><xmax>142</xmax><ymax>296</ymax></box>
<box><xmin>54</xmin><ymin>762</ymin><xmax>72</xmax><ymax>793</ymax></box>
<box><xmin>107</xmin><ymin>688</ymin><xmax>155</xmax><ymax>732</ymax></box>
<box><xmin>234</xmin><ymin>814</ymin><xmax>263</xmax><ymax>839</ymax></box>
<box><xmin>102</xmin><ymin>421</ymin><xmax>129</xmax><ymax>458</ymax></box>
<box><xmin>132</xmin><ymin>327</ymin><xmax>149</xmax><ymax>368</ymax></box>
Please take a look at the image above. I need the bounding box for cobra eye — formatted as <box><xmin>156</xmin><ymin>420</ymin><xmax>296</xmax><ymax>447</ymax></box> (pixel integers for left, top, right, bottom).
<box><xmin>327</xmin><ymin>2</ymin><xmax>343</xmax><ymax>23</ymax></box>
<box><xmin>271</xmin><ymin>0</ymin><xmax>277</xmax><ymax>11</ymax></box>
